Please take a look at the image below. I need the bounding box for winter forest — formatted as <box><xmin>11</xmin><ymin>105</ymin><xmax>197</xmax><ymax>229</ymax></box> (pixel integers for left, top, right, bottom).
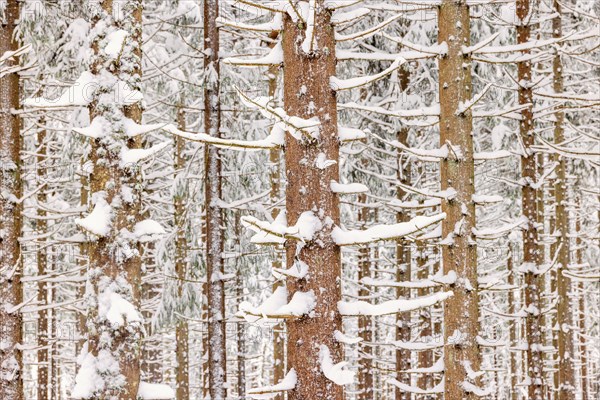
<box><xmin>0</xmin><ymin>0</ymin><xmax>599</xmax><ymax>399</ymax></box>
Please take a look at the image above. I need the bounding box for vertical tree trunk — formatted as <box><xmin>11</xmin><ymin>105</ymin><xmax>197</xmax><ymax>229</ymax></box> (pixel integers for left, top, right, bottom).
<box><xmin>282</xmin><ymin>3</ymin><xmax>343</xmax><ymax>399</ymax></box>
<box><xmin>551</xmin><ymin>2</ymin><xmax>575</xmax><ymax>398</ymax></box>
<box><xmin>515</xmin><ymin>0</ymin><xmax>545</xmax><ymax>397</ymax></box>
<box><xmin>266</xmin><ymin>29</ymin><xmax>285</xmax><ymax>396</ymax></box>
<box><xmin>36</xmin><ymin>121</ymin><xmax>50</xmax><ymax>400</ymax></box>
<box><xmin>507</xmin><ymin>244</ymin><xmax>519</xmax><ymax>399</ymax></box>
<box><xmin>76</xmin><ymin>1</ymin><xmax>144</xmax><ymax>398</ymax></box>
<box><xmin>174</xmin><ymin>103</ymin><xmax>189</xmax><ymax>400</ymax></box>
<box><xmin>0</xmin><ymin>1</ymin><xmax>23</xmax><ymax>398</ymax></box>
<box><xmin>417</xmin><ymin>242</ymin><xmax>433</xmax><ymax>394</ymax></box>
<box><xmin>203</xmin><ymin>0</ymin><xmax>227</xmax><ymax>398</ymax></box>
<box><xmin>395</xmin><ymin>129</ymin><xmax>411</xmax><ymax>400</ymax></box>
<box><xmin>438</xmin><ymin>1</ymin><xmax>481</xmax><ymax>398</ymax></box>
<box><xmin>357</xmin><ymin>194</ymin><xmax>372</xmax><ymax>400</ymax></box>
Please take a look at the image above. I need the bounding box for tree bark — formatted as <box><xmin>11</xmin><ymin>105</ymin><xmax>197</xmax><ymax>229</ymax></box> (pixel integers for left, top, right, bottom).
<box><xmin>551</xmin><ymin>2</ymin><xmax>575</xmax><ymax>398</ymax></box>
<box><xmin>438</xmin><ymin>1</ymin><xmax>481</xmax><ymax>398</ymax></box>
<box><xmin>0</xmin><ymin>0</ymin><xmax>24</xmax><ymax>398</ymax></box>
<box><xmin>395</xmin><ymin>128</ymin><xmax>411</xmax><ymax>400</ymax></box>
<box><xmin>203</xmin><ymin>0</ymin><xmax>227</xmax><ymax>398</ymax></box>
<box><xmin>78</xmin><ymin>1</ymin><xmax>144</xmax><ymax>398</ymax></box>
<box><xmin>357</xmin><ymin>194</ymin><xmax>372</xmax><ymax>400</ymax></box>
<box><xmin>37</xmin><ymin>120</ymin><xmax>50</xmax><ymax>400</ymax></box>
<box><xmin>515</xmin><ymin>0</ymin><xmax>546</xmax><ymax>397</ymax></box>
<box><xmin>266</xmin><ymin>29</ymin><xmax>286</xmax><ymax>397</ymax></box>
<box><xmin>174</xmin><ymin>103</ymin><xmax>189</xmax><ymax>400</ymax></box>
<box><xmin>282</xmin><ymin>3</ymin><xmax>343</xmax><ymax>399</ymax></box>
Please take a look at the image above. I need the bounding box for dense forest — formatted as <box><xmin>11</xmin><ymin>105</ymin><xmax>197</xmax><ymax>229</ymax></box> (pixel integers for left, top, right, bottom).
<box><xmin>0</xmin><ymin>0</ymin><xmax>598</xmax><ymax>399</ymax></box>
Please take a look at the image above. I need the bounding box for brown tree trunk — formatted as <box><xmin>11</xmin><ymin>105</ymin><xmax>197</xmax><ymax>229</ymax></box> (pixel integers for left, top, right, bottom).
<box><xmin>282</xmin><ymin>3</ymin><xmax>343</xmax><ymax>399</ymax></box>
<box><xmin>203</xmin><ymin>0</ymin><xmax>227</xmax><ymax>398</ymax></box>
<box><xmin>395</xmin><ymin>128</ymin><xmax>411</xmax><ymax>400</ymax></box>
<box><xmin>417</xmin><ymin>242</ymin><xmax>433</xmax><ymax>394</ymax></box>
<box><xmin>438</xmin><ymin>1</ymin><xmax>481</xmax><ymax>398</ymax></box>
<box><xmin>174</xmin><ymin>103</ymin><xmax>189</xmax><ymax>400</ymax></box>
<box><xmin>82</xmin><ymin>1</ymin><xmax>144</xmax><ymax>398</ymax></box>
<box><xmin>37</xmin><ymin>121</ymin><xmax>50</xmax><ymax>400</ymax></box>
<box><xmin>551</xmin><ymin>2</ymin><xmax>575</xmax><ymax>398</ymax></box>
<box><xmin>266</xmin><ymin>29</ymin><xmax>286</xmax><ymax>397</ymax></box>
<box><xmin>0</xmin><ymin>1</ymin><xmax>24</xmax><ymax>398</ymax></box>
<box><xmin>357</xmin><ymin>194</ymin><xmax>372</xmax><ymax>400</ymax></box>
<box><xmin>515</xmin><ymin>0</ymin><xmax>546</xmax><ymax>397</ymax></box>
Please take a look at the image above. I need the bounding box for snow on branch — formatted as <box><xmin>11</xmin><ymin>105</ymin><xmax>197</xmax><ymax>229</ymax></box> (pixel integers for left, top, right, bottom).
<box><xmin>216</xmin><ymin>14</ymin><xmax>282</xmax><ymax>32</ymax></box>
<box><xmin>338</xmin><ymin>125</ymin><xmax>367</xmax><ymax>142</ymax></box>
<box><xmin>388</xmin><ymin>379</ymin><xmax>444</xmax><ymax>394</ymax></box>
<box><xmin>237</xmin><ymin>286</ymin><xmax>316</xmax><ymax>321</ymax></box>
<box><xmin>533</xmin><ymin>134</ymin><xmax>599</xmax><ymax>161</ymax></box>
<box><xmin>236</xmin><ymin>88</ymin><xmax>321</xmax><ymax>141</ymax></box>
<box><xmin>334</xmin><ymin>330</ymin><xmax>363</xmax><ymax>344</ymax></box>
<box><xmin>338</xmin><ymin>291</ymin><xmax>452</xmax><ymax>316</ymax></box>
<box><xmin>472</xmin><ymin>216</ymin><xmax>528</xmax><ymax>240</ymax></box>
<box><xmin>360</xmin><ymin>276</ymin><xmax>439</xmax><ymax>289</ymax></box>
<box><xmin>223</xmin><ymin>41</ymin><xmax>283</xmax><ymax>66</ymax></box>
<box><xmin>137</xmin><ymin>382</ymin><xmax>175</xmax><ymax>399</ymax></box>
<box><xmin>163</xmin><ymin>123</ymin><xmax>284</xmax><ymax>150</ymax></box>
<box><xmin>336</xmin><ymin>13</ymin><xmax>403</xmax><ymax>42</ymax></box>
<box><xmin>75</xmin><ymin>196</ymin><xmax>112</xmax><ymax>237</ymax></box>
<box><xmin>332</xmin><ymin>213</ymin><xmax>445</xmax><ymax>246</ymax></box>
<box><xmin>473</xmin><ymin>150</ymin><xmax>514</xmax><ymax>161</ymax></box>
<box><xmin>248</xmin><ymin>369</ymin><xmax>297</xmax><ymax>399</ymax></box>
<box><xmin>395</xmin><ymin>182</ymin><xmax>457</xmax><ymax>200</ymax></box>
<box><xmin>121</xmin><ymin>141</ymin><xmax>171</xmax><ymax>167</ymax></box>
<box><xmin>330</xmin><ymin>57</ymin><xmax>405</xmax><ymax>91</ymax></box>
<box><xmin>382</xmin><ymin>32</ymin><xmax>448</xmax><ymax>56</ymax></box>
<box><xmin>242</xmin><ymin>211</ymin><xmax>322</xmax><ymax>244</ymax></box>
<box><xmin>338</xmin><ymin>101</ymin><xmax>439</xmax><ymax>121</ymax></box>
<box><xmin>405</xmin><ymin>357</ymin><xmax>444</xmax><ymax>373</ymax></box>
<box><xmin>319</xmin><ymin>345</ymin><xmax>355</xmax><ymax>386</ymax></box>
<box><xmin>24</xmin><ymin>71</ymin><xmax>96</xmax><ymax>108</ymax></box>
<box><xmin>0</xmin><ymin>44</ymin><xmax>32</xmax><ymax>78</ymax></box>
<box><xmin>331</xmin><ymin>7</ymin><xmax>370</xmax><ymax>26</ymax></box>
<box><xmin>330</xmin><ymin>180</ymin><xmax>369</xmax><ymax>194</ymax></box>
<box><xmin>456</xmin><ymin>84</ymin><xmax>492</xmax><ymax>116</ymax></box>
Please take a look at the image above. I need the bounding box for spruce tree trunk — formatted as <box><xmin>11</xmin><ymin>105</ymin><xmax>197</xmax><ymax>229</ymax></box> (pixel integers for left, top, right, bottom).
<box><xmin>438</xmin><ymin>1</ymin><xmax>481</xmax><ymax>398</ymax></box>
<box><xmin>203</xmin><ymin>0</ymin><xmax>227</xmax><ymax>398</ymax></box>
<box><xmin>282</xmin><ymin>3</ymin><xmax>343</xmax><ymax>398</ymax></box>
<box><xmin>417</xmin><ymin>242</ymin><xmax>433</xmax><ymax>394</ymax></box>
<box><xmin>395</xmin><ymin>129</ymin><xmax>411</xmax><ymax>400</ymax></box>
<box><xmin>551</xmin><ymin>2</ymin><xmax>575</xmax><ymax>398</ymax></box>
<box><xmin>0</xmin><ymin>0</ymin><xmax>23</xmax><ymax>398</ymax></box>
<box><xmin>79</xmin><ymin>1</ymin><xmax>144</xmax><ymax>398</ymax></box>
<box><xmin>357</xmin><ymin>195</ymin><xmax>372</xmax><ymax>400</ymax></box>
<box><xmin>266</xmin><ymin>30</ymin><xmax>285</xmax><ymax>396</ymax></box>
<box><xmin>37</xmin><ymin>122</ymin><xmax>50</xmax><ymax>400</ymax></box>
<box><xmin>515</xmin><ymin>0</ymin><xmax>545</xmax><ymax>397</ymax></box>
<box><xmin>174</xmin><ymin>104</ymin><xmax>189</xmax><ymax>400</ymax></box>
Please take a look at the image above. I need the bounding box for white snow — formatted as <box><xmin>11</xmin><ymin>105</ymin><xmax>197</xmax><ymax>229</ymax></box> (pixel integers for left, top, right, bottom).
<box><xmin>238</xmin><ymin>286</ymin><xmax>315</xmax><ymax>320</ymax></box>
<box><xmin>334</xmin><ymin>330</ymin><xmax>363</xmax><ymax>344</ymax></box>
<box><xmin>319</xmin><ymin>345</ymin><xmax>355</xmax><ymax>385</ymax></box>
<box><xmin>104</xmin><ymin>29</ymin><xmax>128</xmax><ymax>59</ymax></box>
<box><xmin>121</xmin><ymin>141</ymin><xmax>171</xmax><ymax>167</ymax></box>
<box><xmin>332</xmin><ymin>214</ymin><xmax>445</xmax><ymax>245</ymax></box>
<box><xmin>137</xmin><ymin>382</ymin><xmax>175</xmax><ymax>399</ymax></box>
<box><xmin>247</xmin><ymin>368</ymin><xmax>297</xmax><ymax>399</ymax></box>
<box><xmin>331</xmin><ymin>57</ymin><xmax>406</xmax><ymax>91</ymax></box>
<box><xmin>273</xmin><ymin>259</ymin><xmax>309</xmax><ymax>279</ymax></box>
<box><xmin>242</xmin><ymin>211</ymin><xmax>322</xmax><ymax>243</ymax></box>
<box><xmin>24</xmin><ymin>71</ymin><xmax>96</xmax><ymax>108</ymax></box>
<box><xmin>133</xmin><ymin>219</ymin><xmax>166</xmax><ymax>242</ymax></box>
<box><xmin>164</xmin><ymin>123</ymin><xmax>284</xmax><ymax>150</ymax></box>
<box><xmin>72</xmin><ymin>117</ymin><xmax>109</xmax><ymax>139</ymax></box>
<box><xmin>100</xmin><ymin>291</ymin><xmax>142</xmax><ymax>327</ymax></box>
<box><xmin>75</xmin><ymin>196</ymin><xmax>112</xmax><ymax>237</ymax></box>
<box><xmin>330</xmin><ymin>180</ymin><xmax>369</xmax><ymax>194</ymax></box>
<box><xmin>338</xmin><ymin>291</ymin><xmax>453</xmax><ymax>316</ymax></box>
